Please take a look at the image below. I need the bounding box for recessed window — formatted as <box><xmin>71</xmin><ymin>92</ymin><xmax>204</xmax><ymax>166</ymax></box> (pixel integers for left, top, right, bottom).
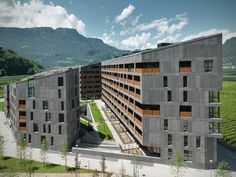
<box><xmin>43</xmin><ymin>124</ymin><xmax>46</xmax><ymax>133</ymax></box>
<box><xmin>183</xmin><ymin>120</ymin><xmax>188</xmax><ymax>132</ymax></box>
<box><xmin>184</xmin><ymin>150</ymin><xmax>192</xmax><ymax>162</ymax></box>
<box><xmin>33</xmin><ymin>123</ymin><xmax>39</xmax><ymax>132</ymax></box>
<box><xmin>51</xmin><ymin>136</ymin><xmax>54</xmax><ymax>146</ymax></box>
<box><xmin>58</xmin><ymin>77</ymin><xmax>64</xmax><ymax>86</ymax></box>
<box><xmin>164</xmin><ymin>119</ymin><xmax>168</xmax><ymax>131</ymax></box>
<box><xmin>61</xmin><ymin>101</ymin><xmax>64</xmax><ymax>111</ymax></box>
<box><xmin>183</xmin><ymin>76</ymin><xmax>187</xmax><ymax>87</ymax></box>
<box><xmin>184</xmin><ymin>135</ymin><xmax>188</xmax><ymax>147</ymax></box>
<box><xmin>33</xmin><ymin>100</ymin><xmax>35</xmax><ymax>109</ymax></box>
<box><xmin>163</xmin><ymin>76</ymin><xmax>168</xmax><ymax>87</ymax></box>
<box><xmin>183</xmin><ymin>91</ymin><xmax>188</xmax><ymax>102</ymax></box>
<box><xmin>72</xmin><ymin>100</ymin><xmax>75</xmax><ymax>108</ymax></box>
<box><xmin>30</xmin><ymin>112</ymin><xmax>33</xmax><ymax>120</ymax></box>
<box><xmin>75</xmin><ymin>87</ymin><xmax>78</xmax><ymax>97</ymax></box>
<box><xmin>179</xmin><ymin>61</ymin><xmax>191</xmax><ymax>67</ymax></box>
<box><xmin>196</xmin><ymin>136</ymin><xmax>201</xmax><ymax>148</ymax></box>
<box><xmin>58</xmin><ymin>89</ymin><xmax>61</xmax><ymax>98</ymax></box>
<box><xmin>42</xmin><ymin>101</ymin><xmax>48</xmax><ymax>110</ymax></box>
<box><xmin>45</xmin><ymin>112</ymin><xmax>51</xmax><ymax>121</ymax></box>
<box><xmin>59</xmin><ymin>113</ymin><xmax>64</xmax><ymax>122</ymax></box>
<box><xmin>167</xmin><ymin>90</ymin><xmax>172</xmax><ymax>102</ymax></box>
<box><xmin>48</xmin><ymin>124</ymin><xmax>51</xmax><ymax>134</ymax></box>
<box><xmin>28</xmin><ymin>134</ymin><xmax>31</xmax><ymax>143</ymax></box>
<box><xmin>59</xmin><ymin>125</ymin><xmax>62</xmax><ymax>134</ymax></box>
<box><xmin>168</xmin><ymin>148</ymin><xmax>172</xmax><ymax>160</ymax></box>
<box><xmin>168</xmin><ymin>134</ymin><xmax>172</xmax><ymax>145</ymax></box>
<box><xmin>204</xmin><ymin>60</ymin><xmax>213</xmax><ymax>72</ymax></box>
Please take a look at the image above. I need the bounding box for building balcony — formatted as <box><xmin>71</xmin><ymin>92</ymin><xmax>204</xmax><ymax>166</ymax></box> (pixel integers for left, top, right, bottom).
<box><xmin>135</xmin><ymin>106</ymin><xmax>160</xmax><ymax>116</ymax></box>
<box><xmin>19</xmin><ymin>104</ymin><xmax>26</xmax><ymax>109</ymax></box>
<box><xmin>134</xmin><ymin>80</ymin><xmax>141</xmax><ymax>86</ymax></box>
<box><xmin>135</xmin><ymin>118</ymin><xmax>142</xmax><ymax>127</ymax></box>
<box><xmin>179</xmin><ymin>67</ymin><xmax>192</xmax><ymax>73</ymax></box>
<box><xmin>19</xmin><ymin>126</ymin><xmax>26</xmax><ymax>132</ymax></box>
<box><xmin>135</xmin><ymin>131</ymin><xmax>142</xmax><ymax>141</ymax></box>
<box><xmin>135</xmin><ymin>68</ymin><xmax>160</xmax><ymax>73</ymax></box>
<box><xmin>134</xmin><ymin>93</ymin><xmax>141</xmax><ymax>99</ymax></box>
<box><xmin>19</xmin><ymin>115</ymin><xmax>26</xmax><ymax>120</ymax></box>
<box><xmin>180</xmin><ymin>111</ymin><xmax>192</xmax><ymax>118</ymax></box>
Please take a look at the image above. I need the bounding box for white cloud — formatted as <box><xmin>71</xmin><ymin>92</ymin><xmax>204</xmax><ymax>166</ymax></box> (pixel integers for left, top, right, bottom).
<box><xmin>115</xmin><ymin>4</ymin><xmax>135</xmax><ymax>23</ymax></box>
<box><xmin>121</xmin><ymin>32</ymin><xmax>151</xmax><ymax>50</ymax></box>
<box><xmin>101</xmin><ymin>32</ymin><xmax>118</xmax><ymax>46</ymax></box>
<box><xmin>0</xmin><ymin>0</ymin><xmax>86</xmax><ymax>35</ymax></box>
<box><xmin>182</xmin><ymin>29</ymin><xmax>236</xmax><ymax>43</ymax></box>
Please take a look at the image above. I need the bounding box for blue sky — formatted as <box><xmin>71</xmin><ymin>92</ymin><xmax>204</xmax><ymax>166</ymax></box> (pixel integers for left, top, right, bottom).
<box><xmin>0</xmin><ymin>0</ymin><xmax>236</xmax><ymax>50</ymax></box>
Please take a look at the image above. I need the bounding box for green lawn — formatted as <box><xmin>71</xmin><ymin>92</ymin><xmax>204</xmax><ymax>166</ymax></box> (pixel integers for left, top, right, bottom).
<box><xmin>89</xmin><ymin>102</ymin><xmax>103</xmax><ymax>124</ymax></box>
<box><xmin>0</xmin><ymin>157</ymin><xmax>94</xmax><ymax>173</ymax></box>
<box><xmin>0</xmin><ymin>75</ymin><xmax>29</xmax><ymax>97</ymax></box>
<box><xmin>221</xmin><ymin>81</ymin><xmax>236</xmax><ymax>147</ymax></box>
<box><xmin>0</xmin><ymin>102</ymin><xmax>4</xmax><ymax>111</ymax></box>
<box><xmin>97</xmin><ymin>123</ymin><xmax>113</xmax><ymax>139</ymax></box>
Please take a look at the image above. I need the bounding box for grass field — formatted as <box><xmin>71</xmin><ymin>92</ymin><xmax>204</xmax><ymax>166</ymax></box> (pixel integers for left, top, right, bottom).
<box><xmin>97</xmin><ymin>123</ymin><xmax>113</xmax><ymax>139</ymax></box>
<box><xmin>89</xmin><ymin>102</ymin><xmax>103</xmax><ymax>124</ymax></box>
<box><xmin>0</xmin><ymin>157</ymin><xmax>94</xmax><ymax>173</ymax></box>
<box><xmin>0</xmin><ymin>75</ymin><xmax>29</xmax><ymax>97</ymax></box>
<box><xmin>221</xmin><ymin>81</ymin><xmax>236</xmax><ymax>147</ymax></box>
<box><xmin>0</xmin><ymin>101</ymin><xmax>4</xmax><ymax>111</ymax></box>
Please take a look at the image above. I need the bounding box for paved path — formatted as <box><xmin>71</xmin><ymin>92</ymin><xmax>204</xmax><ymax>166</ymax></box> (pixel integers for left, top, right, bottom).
<box><xmin>94</xmin><ymin>100</ymin><xmax>123</xmax><ymax>145</ymax></box>
<box><xmin>1</xmin><ymin>111</ymin><xmax>236</xmax><ymax>177</ymax></box>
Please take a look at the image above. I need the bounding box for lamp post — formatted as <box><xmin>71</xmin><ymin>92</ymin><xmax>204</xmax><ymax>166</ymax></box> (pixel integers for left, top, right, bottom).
<box><xmin>209</xmin><ymin>159</ymin><xmax>213</xmax><ymax>177</ymax></box>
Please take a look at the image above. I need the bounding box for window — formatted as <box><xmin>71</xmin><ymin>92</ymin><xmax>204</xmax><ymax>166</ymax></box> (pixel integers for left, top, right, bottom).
<box><xmin>58</xmin><ymin>77</ymin><xmax>64</xmax><ymax>86</ymax></box>
<box><xmin>45</xmin><ymin>112</ymin><xmax>51</xmax><ymax>121</ymax></box>
<box><xmin>184</xmin><ymin>136</ymin><xmax>188</xmax><ymax>147</ymax></box>
<box><xmin>28</xmin><ymin>134</ymin><xmax>31</xmax><ymax>143</ymax></box>
<box><xmin>42</xmin><ymin>101</ymin><xmax>48</xmax><ymax>109</ymax></box>
<box><xmin>167</xmin><ymin>90</ymin><xmax>172</xmax><ymax>102</ymax></box>
<box><xmin>33</xmin><ymin>123</ymin><xmax>39</xmax><ymax>132</ymax></box>
<box><xmin>209</xmin><ymin>91</ymin><xmax>220</xmax><ymax>103</ymax></box>
<box><xmin>48</xmin><ymin>124</ymin><xmax>51</xmax><ymax>133</ymax></box>
<box><xmin>72</xmin><ymin>100</ymin><xmax>75</xmax><ymax>108</ymax></box>
<box><xmin>51</xmin><ymin>137</ymin><xmax>54</xmax><ymax>146</ymax></box>
<box><xmin>168</xmin><ymin>148</ymin><xmax>172</xmax><ymax>160</ymax></box>
<box><xmin>183</xmin><ymin>76</ymin><xmax>187</xmax><ymax>87</ymax></box>
<box><xmin>58</xmin><ymin>89</ymin><xmax>61</xmax><ymax>98</ymax></box>
<box><xmin>204</xmin><ymin>60</ymin><xmax>213</xmax><ymax>72</ymax></box>
<box><xmin>40</xmin><ymin>136</ymin><xmax>46</xmax><ymax>144</ymax></box>
<box><xmin>33</xmin><ymin>100</ymin><xmax>35</xmax><ymax>109</ymax></box>
<box><xmin>168</xmin><ymin>134</ymin><xmax>172</xmax><ymax>145</ymax></box>
<box><xmin>183</xmin><ymin>120</ymin><xmax>188</xmax><ymax>132</ymax></box>
<box><xmin>61</xmin><ymin>102</ymin><xmax>64</xmax><ymax>111</ymax></box>
<box><xmin>28</xmin><ymin>79</ymin><xmax>35</xmax><ymax>97</ymax></box>
<box><xmin>75</xmin><ymin>87</ymin><xmax>78</xmax><ymax>97</ymax></box>
<box><xmin>75</xmin><ymin>76</ymin><xmax>78</xmax><ymax>85</ymax></box>
<box><xmin>180</xmin><ymin>106</ymin><xmax>192</xmax><ymax>112</ymax></box>
<box><xmin>209</xmin><ymin>107</ymin><xmax>220</xmax><ymax>118</ymax></box>
<box><xmin>184</xmin><ymin>150</ymin><xmax>192</xmax><ymax>162</ymax></box>
<box><xmin>30</xmin><ymin>112</ymin><xmax>33</xmax><ymax>120</ymax></box>
<box><xmin>164</xmin><ymin>119</ymin><xmax>168</xmax><ymax>131</ymax></box>
<box><xmin>59</xmin><ymin>113</ymin><xmax>64</xmax><ymax>122</ymax></box>
<box><xmin>59</xmin><ymin>125</ymin><xmax>62</xmax><ymax>134</ymax></box>
<box><xmin>196</xmin><ymin>136</ymin><xmax>201</xmax><ymax>148</ymax></box>
<box><xmin>179</xmin><ymin>61</ymin><xmax>191</xmax><ymax>67</ymax></box>
<box><xmin>209</xmin><ymin>122</ymin><xmax>220</xmax><ymax>134</ymax></box>
<box><xmin>183</xmin><ymin>91</ymin><xmax>188</xmax><ymax>102</ymax></box>
<box><xmin>43</xmin><ymin>124</ymin><xmax>46</xmax><ymax>133</ymax></box>
<box><xmin>163</xmin><ymin>76</ymin><xmax>168</xmax><ymax>87</ymax></box>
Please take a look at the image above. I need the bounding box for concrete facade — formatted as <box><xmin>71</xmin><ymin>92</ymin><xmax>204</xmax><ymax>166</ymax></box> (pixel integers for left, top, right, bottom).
<box><xmin>4</xmin><ymin>67</ymin><xmax>80</xmax><ymax>150</ymax></box>
<box><xmin>101</xmin><ymin>34</ymin><xmax>222</xmax><ymax>169</ymax></box>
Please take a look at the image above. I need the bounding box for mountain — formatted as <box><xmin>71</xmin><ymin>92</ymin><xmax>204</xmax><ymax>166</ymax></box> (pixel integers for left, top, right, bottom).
<box><xmin>223</xmin><ymin>37</ymin><xmax>236</xmax><ymax>68</ymax></box>
<box><xmin>0</xmin><ymin>47</ymin><xmax>44</xmax><ymax>76</ymax></box>
<box><xmin>0</xmin><ymin>27</ymin><xmax>128</xmax><ymax>67</ymax></box>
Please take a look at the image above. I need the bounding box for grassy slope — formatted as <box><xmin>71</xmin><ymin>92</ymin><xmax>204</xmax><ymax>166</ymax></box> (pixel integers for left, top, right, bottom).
<box><xmin>97</xmin><ymin>123</ymin><xmax>113</xmax><ymax>139</ymax></box>
<box><xmin>0</xmin><ymin>101</ymin><xmax>4</xmax><ymax>111</ymax></box>
<box><xmin>221</xmin><ymin>81</ymin><xmax>236</xmax><ymax>147</ymax></box>
<box><xmin>89</xmin><ymin>102</ymin><xmax>103</xmax><ymax>124</ymax></box>
<box><xmin>1</xmin><ymin>157</ymin><xmax>94</xmax><ymax>173</ymax></box>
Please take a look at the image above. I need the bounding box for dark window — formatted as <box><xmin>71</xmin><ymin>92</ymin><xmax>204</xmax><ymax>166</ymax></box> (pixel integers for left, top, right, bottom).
<box><xmin>184</xmin><ymin>150</ymin><xmax>192</xmax><ymax>162</ymax></box>
<box><xmin>168</xmin><ymin>134</ymin><xmax>172</xmax><ymax>145</ymax></box>
<box><xmin>48</xmin><ymin>124</ymin><xmax>51</xmax><ymax>134</ymax></box>
<box><xmin>136</xmin><ymin>62</ymin><xmax>159</xmax><ymax>68</ymax></box>
<box><xmin>167</xmin><ymin>90</ymin><xmax>172</xmax><ymax>102</ymax></box>
<box><xmin>51</xmin><ymin>136</ymin><xmax>54</xmax><ymax>146</ymax></box>
<box><xmin>43</xmin><ymin>124</ymin><xmax>46</xmax><ymax>133</ymax></box>
<box><xmin>209</xmin><ymin>107</ymin><xmax>220</xmax><ymax>118</ymax></box>
<box><xmin>28</xmin><ymin>134</ymin><xmax>31</xmax><ymax>143</ymax></box>
<box><xmin>33</xmin><ymin>123</ymin><xmax>39</xmax><ymax>132</ymax></box>
<box><xmin>196</xmin><ymin>136</ymin><xmax>201</xmax><ymax>148</ymax></box>
<box><xmin>59</xmin><ymin>113</ymin><xmax>64</xmax><ymax>122</ymax></box>
<box><xmin>209</xmin><ymin>122</ymin><xmax>221</xmax><ymax>134</ymax></box>
<box><xmin>168</xmin><ymin>148</ymin><xmax>172</xmax><ymax>160</ymax></box>
<box><xmin>61</xmin><ymin>101</ymin><xmax>64</xmax><ymax>111</ymax></box>
<box><xmin>183</xmin><ymin>91</ymin><xmax>188</xmax><ymax>102</ymax></box>
<box><xmin>183</xmin><ymin>76</ymin><xmax>187</xmax><ymax>87</ymax></box>
<box><xmin>183</xmin><ymin>120</ymin><xmax>188</xmax><ymax>132</ymax></box>
<box><xmin>75</xmin><ymin>76</ymin><xmax>78</xmax><ymax>85</ymax></box>
<box><xmin>180</xmin><ymin>106</ymin><xmax>192</xmax><ymax>112</ymax></box>
<box><xmin>33</xmin><ymin>100</ymin><xmax>35</xmax><ymax>109</ymax></box>
<box><xmin>184</xmin><ymin>136</ymin><xmax>188</xmax><ymax>147</ymax></box>
<box><xmin>179</xmin><ymin>61</ymin><xmax>191</xmax><ymax>67</ymax></box>
<box><xmin>75</xmin><ymin>87</ymin><xmax>78</xmax><ymax>97</ymax></box>
<box><xmin>58</xmin><ymin>77</ymin><xmax>64</xmax><ymax>86</ymax></box>
<box><xmin>28</xmin><ymin>79</ymin><xmax>35</xmax><ymax>97</ymax></box>
<box><xmin>72</xmin><ymin>100</ymin><xmax>75</xmax><ymax>108</ymax></box>
<box><xmin>164</xmin><ymin>119</ymin><xmax>168</xmax><ymax>131</ymax></box>
<box><xmin>209</xmin><ymin>91</ymin><xmax>220</xmax><ymax>103</ymax></box>
<box><xmin>42</xmin><ymin>101</ymin><xmax>48</xmax><ymax>109</ymax></box>
<box><xmin>45</xmin><ymin>112</ymin><xmax>51</xmax><ymax>121</ymax></box>
<box><xmin>58</xmin><ymin>89</ymin><xmax>61</xmax><ymax>98</ymax></box>
<box><xmin>163</xmin><ymin>76</ymin><xmax>168</xmax><ymax>87</ymax></box>
<box><xmin>59</xmin><ymin>125</ymin><xmax>62</xmax><ymax>134</ymax></box>
<box><xmin>204</xmin><ymin>60</ymin><xmax>213</xmax><ymax>72</ymax></box>
<box><xmin>40</xmin><ymin>136</ymin><xmax>46</xmax><ymax>144</ymax></box>
<box><xmin>30</xmin><ymin>112</ymin><xmax>33</xmax><ymax>120</ymax></box>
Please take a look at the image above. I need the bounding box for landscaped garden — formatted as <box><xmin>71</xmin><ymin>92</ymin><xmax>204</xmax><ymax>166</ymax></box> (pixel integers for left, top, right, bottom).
<box><xmin>0</xmin><ymin>101</ymin><xmax>4</xmax><ymax>112</ymax></box>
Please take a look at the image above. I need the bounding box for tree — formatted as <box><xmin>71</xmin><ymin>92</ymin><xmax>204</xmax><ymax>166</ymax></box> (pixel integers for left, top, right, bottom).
<box><xmin>0</xmin><ymin>69</ymin><xmax>7</xmax><ymax>76</ymax></box>
<box><xmin>215</xmin><ymin>161</ymin><xmax>232</xmax><ymax>177</ymax></box>
<box><xmin>40</xmin><ymin>139</ymin><xmax>48</xmax><ymax>166</ymax></box>
<box><xmin>74</xmin><ymin>153</ymin><xmax>81</xmax><ymax>177</ymax></box>
<box><xmin>25</xmin><ymin>149</ymin><xmax>34</xmax><ymax>177</ymax></box>
<box><xmin>100</xmin><ymin>155</ymin><xmax>107</xmax><ymax>177</ymax></box>
<box><xmin>171</xmin><ymin>149</ymin><xmax>184</xmax><ymax>177</ymax></box>
<box><xmin>132</xmin><ymin>151</ymin><xmax>140</xmax><ymax>177</ymax></box>
<box><xmin>61</xmin><ymin>140</ymin><xmax>69</xmax><ymax>170</ymax></box>
<box><xmin>27</xmin><ymin>68</ymin><xmax>35</xmax><ymax>75</ymax></box>
<box><xmin>17</xmin><ymin>134</ymin><xmax>27</xmax><ymax>168</ymax></box>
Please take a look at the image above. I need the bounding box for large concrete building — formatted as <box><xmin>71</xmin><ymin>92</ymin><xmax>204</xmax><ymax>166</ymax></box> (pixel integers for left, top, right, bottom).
<box><xmin>4</xmin><ymin>34</ymin><xmax>222</xmax><ymax>169</ymax></box>
<box><xmin>101</xmin><ymin>34</ymin><xmax>222</xmax><ymax>169</ymax></box>
<box><xmin>4</xmin><ymin>66</ymin><xmax>80</xmax><ymax>150</ymax></box>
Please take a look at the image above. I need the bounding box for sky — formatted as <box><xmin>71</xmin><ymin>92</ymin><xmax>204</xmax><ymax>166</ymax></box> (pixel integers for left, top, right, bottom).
<box><xmin>0</xmin><ymin>0</ymin><xmax>236</xmax><ymax>50</ymax></box>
